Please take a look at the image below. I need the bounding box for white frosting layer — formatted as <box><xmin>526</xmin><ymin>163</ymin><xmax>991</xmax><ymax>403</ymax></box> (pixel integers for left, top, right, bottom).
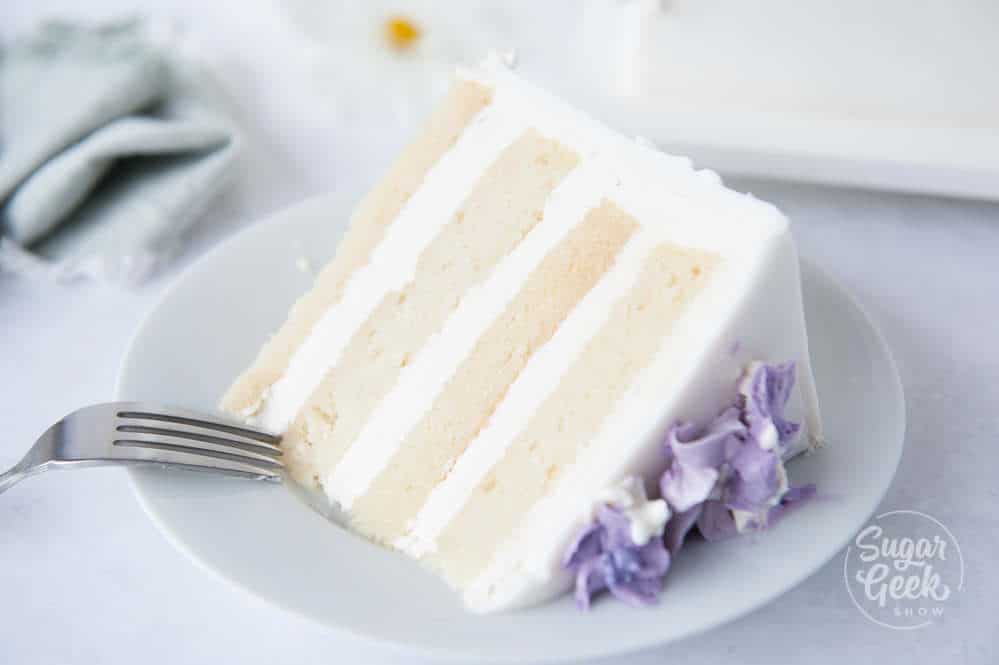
<box><xmin>395</xmin><ymin>231</ymin><xmax>657</xmax><ymax>557</ymax></box>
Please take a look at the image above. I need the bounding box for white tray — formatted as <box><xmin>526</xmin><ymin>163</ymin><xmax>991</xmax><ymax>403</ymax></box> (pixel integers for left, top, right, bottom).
<box><xmin>561</xmin><ymin>0</ymin><xmax>999</xmax><ymax>200</ymax></box>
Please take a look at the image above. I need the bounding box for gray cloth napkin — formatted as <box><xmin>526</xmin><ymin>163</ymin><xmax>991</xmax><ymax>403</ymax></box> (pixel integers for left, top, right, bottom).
<box><xmin>0</xmin><ymin>20</ymin><xmax>238</xmax><ymax>284</ymax></box>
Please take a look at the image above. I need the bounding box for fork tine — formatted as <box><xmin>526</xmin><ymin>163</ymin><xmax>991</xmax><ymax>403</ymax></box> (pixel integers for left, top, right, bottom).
<box><xmin>112</xmin><ymin>441</ymin><xmax>282</xmax><ymax>480</ymax></box>
<box><xmin>115</xmin><ymin>408</ymin><xmax>280</xmax><ymax>446</ymax></box>
<box><xmin>112</xmin><ymin>432</ymin><xmax>284</xmax><ymax>468</ymax></box>
<box><xmin>114</xmin><ymin>423</ymin><xmax>282</xmax><ymax>458</ymax></box>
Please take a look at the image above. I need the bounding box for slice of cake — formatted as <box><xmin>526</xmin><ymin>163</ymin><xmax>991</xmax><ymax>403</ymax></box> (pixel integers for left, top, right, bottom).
<box><xmin>222</xmin><ymin>57</ymin><xmax>822</xmax><ymax>613</ymax></box>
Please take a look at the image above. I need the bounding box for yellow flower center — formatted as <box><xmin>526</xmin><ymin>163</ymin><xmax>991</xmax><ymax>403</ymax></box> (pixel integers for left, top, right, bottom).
<box><xmin>384</xmin><ymin>15</ymin><xmax>422</xmax><ymax>51</ymax></box>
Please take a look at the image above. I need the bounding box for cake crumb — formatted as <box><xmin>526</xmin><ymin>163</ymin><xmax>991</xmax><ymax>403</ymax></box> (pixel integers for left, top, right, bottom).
<box><xmin>296</xmin><ymin>256</ymin><xmax>313</xmax><ymax>274</ymax></box>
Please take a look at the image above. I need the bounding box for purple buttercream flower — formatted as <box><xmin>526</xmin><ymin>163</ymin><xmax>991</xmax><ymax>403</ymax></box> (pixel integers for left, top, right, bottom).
<box><xmin>566</xmin><ymin>361</ymin><xmax>815</xmax><ymax>612</ymax></box>
<box><xmin>721</xmin><ymin>436</ymin><xmax>782</xmax><ymax>513</ymax></box>
<box><xmin>563</xmin><ymin>505</ymin><xmax>671</xmax><ymax>610</ymax></box>
<box><xmin>661</xmin><ymin>361</ymin><xmax>814</xmax><ymax>554</ymax></box>
<box><xmin>664</xmin><ymin>506</ymin><xmax>702</xmax><ymax>554</ymax></box>
<box><xmin>740</xmin><ymin>361</ymin><xmax>800</xmax><ymax>450</ymax></box>
<box><xmin>696</xmin><ymin>500</ymin><xmax>738</xmax><ymax>541</ymax></box>
<box><xmin>660</xmin><ymin>407</ymin><xmax>744</xmax><ymax>513</ymax></box>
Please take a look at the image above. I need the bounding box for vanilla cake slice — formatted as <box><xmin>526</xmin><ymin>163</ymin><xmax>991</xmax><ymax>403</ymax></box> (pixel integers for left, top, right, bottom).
<box><xmin>222</xmin><ymin>58</ymin><xmax>823</xmax><ymax>613</ymax></box>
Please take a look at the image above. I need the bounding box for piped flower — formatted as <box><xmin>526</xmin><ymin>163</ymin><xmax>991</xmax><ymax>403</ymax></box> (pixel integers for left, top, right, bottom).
<box><xmin>564</xmin><ymin>361</ymin><xmax>816</xmax><ymax>611</ymax></box>
<box><xmin>563</xmin><ymin>479</ymin><xmax>670</xmax><ymax>610</ymax></box>
<box><xmin>660</xmin><ymin>406</ymin><xmax>744</xmax><ymax>513</ymax></box>
<box><xmin>660</xmin><ymin>362</ymin><xmax>815</xmax><ymax>553</ymax></box>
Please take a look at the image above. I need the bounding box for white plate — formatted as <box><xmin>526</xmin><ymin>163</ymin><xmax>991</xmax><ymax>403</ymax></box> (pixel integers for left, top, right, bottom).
<box><xmin>117</xmin><ymin>192</ymin><xmax>905</xmax><ymax>663</ymax></box>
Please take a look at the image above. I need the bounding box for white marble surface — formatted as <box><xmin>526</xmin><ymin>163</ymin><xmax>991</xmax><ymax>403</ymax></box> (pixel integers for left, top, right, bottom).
<box><xmin>2</xmin><ymin>2</ymin><xmax>997</xmax><ymax>663</ymax></box>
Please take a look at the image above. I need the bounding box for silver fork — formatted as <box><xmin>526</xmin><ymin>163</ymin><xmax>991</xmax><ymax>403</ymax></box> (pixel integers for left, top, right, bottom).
<box><xmin>0</xmin><ymin>402</ymin><xmax>283</xmax><ymax>494</ymax></box>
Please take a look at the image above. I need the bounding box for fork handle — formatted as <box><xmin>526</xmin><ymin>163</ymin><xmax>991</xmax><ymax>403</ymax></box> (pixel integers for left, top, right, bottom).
<box><xmin>0</xmin><ymin>464</ymin><xmax>36</xmax><ymax>495</ymax></box>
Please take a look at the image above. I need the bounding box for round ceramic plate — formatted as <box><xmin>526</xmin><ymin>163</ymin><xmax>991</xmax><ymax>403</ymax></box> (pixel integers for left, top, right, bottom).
<box><xmin>118</xmin><ymin>192</ymin><xmax>905</xmax><ymax>663</ymax></box>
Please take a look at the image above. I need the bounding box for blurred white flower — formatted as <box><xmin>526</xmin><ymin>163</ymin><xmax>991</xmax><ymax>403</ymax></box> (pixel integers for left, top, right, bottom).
<box><xmin>281</xmin><ymin>0</ymin><xmax>518</xmax><ymax>130</ymax></box>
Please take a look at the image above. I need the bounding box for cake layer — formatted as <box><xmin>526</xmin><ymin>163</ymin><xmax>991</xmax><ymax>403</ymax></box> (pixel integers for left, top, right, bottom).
<box><xmin>347</xmin><ymin>200</ymin><xmax>638</xmax><ymax>542</ymax></box>
<box><xmin>221</xmin><ymin>80</ymin><xmax>491</xmax><ymax>418</ymax></box>
<box><xmin>430</xmin><ymin>241</ymin><xmax>720</xmax><ymax>587</ymax></box>
<box><xmin>280</xmin><ymin>130</ymin><xmax>578</xmax><ymax>485</ymax></box>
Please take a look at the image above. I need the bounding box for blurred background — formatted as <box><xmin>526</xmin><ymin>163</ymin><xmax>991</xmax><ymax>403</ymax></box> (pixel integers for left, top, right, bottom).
<box><xmin>3</xmin><ymin>0</ymin><xmax>997</xmax><ymax>284</ymax></box>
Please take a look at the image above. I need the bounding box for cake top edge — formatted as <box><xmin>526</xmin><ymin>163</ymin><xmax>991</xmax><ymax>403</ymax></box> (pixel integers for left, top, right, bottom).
<box><xmin>455</xmin><ymin>55</ymin><xmax>790</xmax><ymax>249</ymax></box>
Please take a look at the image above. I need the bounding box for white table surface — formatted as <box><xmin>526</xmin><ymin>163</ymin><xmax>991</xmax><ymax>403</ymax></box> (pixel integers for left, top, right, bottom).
<box><xmin>2</xmin><ymin>2</ymin><xmax>997</xmax><ymax>664</ymax></box>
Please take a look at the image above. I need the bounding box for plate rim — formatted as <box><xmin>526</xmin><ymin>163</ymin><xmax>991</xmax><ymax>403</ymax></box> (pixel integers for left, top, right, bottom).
<box><xmin>117</xmin><ymin>192</ymin><xmax>906</xmax><ymax>663</ymax></box>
